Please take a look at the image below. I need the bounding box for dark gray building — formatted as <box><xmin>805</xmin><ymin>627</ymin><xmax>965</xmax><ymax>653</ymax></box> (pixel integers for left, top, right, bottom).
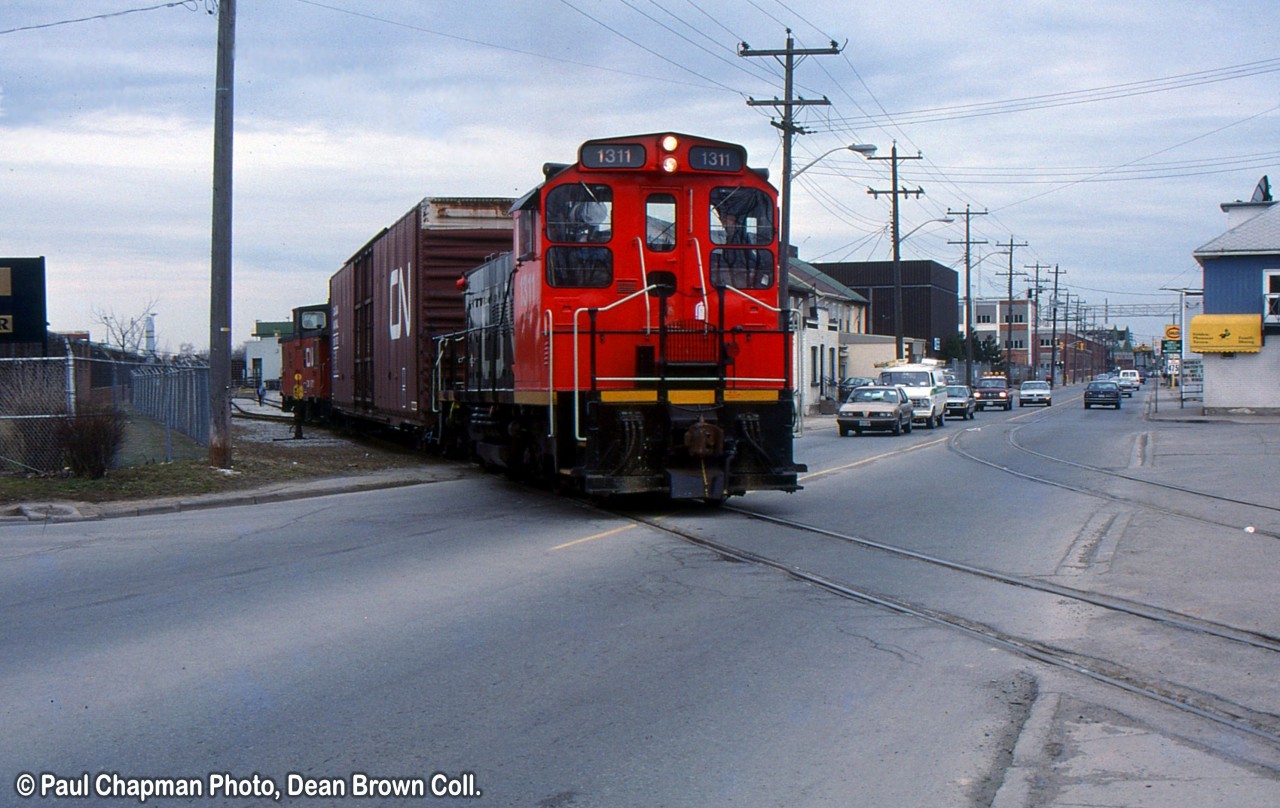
<box><xmin>810</xmin><ymin>260</ymin><xmax>959</xmax><ymax>358</ymax></box>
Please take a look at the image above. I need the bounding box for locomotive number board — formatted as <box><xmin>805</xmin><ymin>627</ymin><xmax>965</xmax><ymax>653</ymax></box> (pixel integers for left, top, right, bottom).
<box><xmin>580</xmin><ymin>144</ymin><xmax>647</xmax><ymax>169</ymax></box>
<box><xmin>688</xmin><ymin>146</ymin><xmax>743</xmax><ymax>172</ymax></box>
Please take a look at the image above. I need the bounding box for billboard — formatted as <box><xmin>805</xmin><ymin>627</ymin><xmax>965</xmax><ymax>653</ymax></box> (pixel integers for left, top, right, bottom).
<box><xmin>0</xmin><ymin>257</ymin><xmax>48</xmax><ymax>343</ymax></box>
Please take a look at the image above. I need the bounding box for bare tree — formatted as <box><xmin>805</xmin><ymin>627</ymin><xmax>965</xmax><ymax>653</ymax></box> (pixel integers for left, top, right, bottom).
<box><xmin>92</xmin><ymin>299</ymin><xmax>159</xmax><ymax>357</ymax></box>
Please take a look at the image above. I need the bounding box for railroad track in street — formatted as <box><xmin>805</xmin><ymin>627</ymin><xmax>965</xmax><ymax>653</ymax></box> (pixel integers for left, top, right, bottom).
<box><xmin>606</xmin><ymin>501</ymin><xmax>1280</xmax><ymax>746</ymax></box>
<box><xmin>946</xmin><ymin>413</ymin><xmax>1280</xmax><ymax>538</ymax></box>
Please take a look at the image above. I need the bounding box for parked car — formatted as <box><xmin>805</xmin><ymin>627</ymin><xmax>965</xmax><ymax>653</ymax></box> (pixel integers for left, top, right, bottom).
<box><xmin>1018</xmin><ymin>380</ymin><xmax>1053</xmax><ymax>407</ymax></box>
<box><xmin>945</xmin><ymin>385</ymin><xmax>976</xmax><ymax>419</ymax></box>
<box><xmin>838</xmin><ymin>376</ymin><xmax>876</xmax><ymax>399</ymax></box>
<box><xmin>837</xmin><ymin>385</ymin><xmax>914</xmax><ymax>436</ymax></box>
<box><xmin>1083</xmin><ymin>380</ymin><xmax>1122</xmax><ymax>409</ymax></box>
<box><xmin>974</xmin><ymin>376</ymin><xmax>1013</xmax><ymax>411</ymax></box>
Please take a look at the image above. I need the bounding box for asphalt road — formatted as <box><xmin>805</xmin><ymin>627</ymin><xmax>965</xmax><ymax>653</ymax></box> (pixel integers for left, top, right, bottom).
<box><xmin>3</xmin><ymin>384</ymin><xmax>1278</xmax><ymax>806</ymax></box>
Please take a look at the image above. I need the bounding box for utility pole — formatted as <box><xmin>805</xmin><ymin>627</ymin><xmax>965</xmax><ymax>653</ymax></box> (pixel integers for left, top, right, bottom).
<box><xmin>740</xmin><ymin>32</ymin><xmax>839</xmax><ymax>330</ymax></box>
<box><xmin>947</xmin><ymin>206</ymin><xmax>987</xmax><ymax>386</ymax></box>
<box><xmin>1025</xmin><ymin>261</ymin><xmax>1051</xmax><ymax>379</ymax></box>
<box><xmin>740</xmin><ymin>31</ymin><xmax>840</xmax><ymax>412</ymax></box>
<box><xmin>868</xmin><ymin>144</ymin><xmax>924</xmax><ymax>359</ymax></box>
<box><xmin>993</xmin><ymin>237</ymin><xmax>1028</xmax><ymax>375</ymax></box>
<box><xmin>209</xmin><ymin>0</ymin><xmax>235</xmax><ymax>469</ymax></box>
<box><xmin>1048</xmin><ymin>264</ymin><xmax>1065</xmax><ymax>386</ymax></box>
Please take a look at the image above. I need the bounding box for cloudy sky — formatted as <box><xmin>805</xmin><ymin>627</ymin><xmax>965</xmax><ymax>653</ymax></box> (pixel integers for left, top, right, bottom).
<box><xmin>3</xmin><ymin>0</ymin><xmax>1277</xmax><ymax>351</ymax></box>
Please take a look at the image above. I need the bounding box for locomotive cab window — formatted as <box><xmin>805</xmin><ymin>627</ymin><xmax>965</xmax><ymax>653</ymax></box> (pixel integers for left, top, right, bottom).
<box><xmin>645</xmin><ymin>194</ymin><xmax>677</xmax><ymax>252</ymax></box>
<box><xmin>546</xmin><ymin>246</ymin><xmax>613</xmax><ymax>288</ymax></box>
<box><xmin>709</xmin><ymin>186</ymin><xmax>775</xmax><ymax>289</ymax></box>
<box><xmin>710</xmin><ymin>248</ymin><xmax>774</xmax><ymax>290</ymax></box>
<box><xmin>546</xmin><ymin>184</ymin><xmax>613</xmax><ymax>244</ymax></box>
<box><xmin>515</xmin><ymin>210</ymin><xmax>539</xmax><ymax>262</ymax></box>
<box><xmin>709</xmin><ymin>187</ymin><xmax>774</xmax><ymax>246</ymax></box>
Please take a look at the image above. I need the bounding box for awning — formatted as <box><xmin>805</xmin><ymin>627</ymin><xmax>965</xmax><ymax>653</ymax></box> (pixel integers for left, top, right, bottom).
<box><xmin>1188</xmin><ymin>314</ymin><xmax>1263</xmax><ymax>353</ymax></box>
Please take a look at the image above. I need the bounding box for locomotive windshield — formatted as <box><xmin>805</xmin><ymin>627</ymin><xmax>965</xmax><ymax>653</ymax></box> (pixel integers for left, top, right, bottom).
<box><xmin>709</xmin><ymin>186</ymin><xmax>775</xmax><ymax>289</ymax></box>
<box><xmin>545</xmin><ymin>183</ymin><xmax>614</xmax><ymax>288</ymax></box>
<box><xmin>546</xmin><ymin>183</ymin><xmax>613</xmax><ymax>243</ymax></box>
<box><xmin>710</xmin><ymin>187</ymin><xmax>773</xmax><ymax>245</ymax></box>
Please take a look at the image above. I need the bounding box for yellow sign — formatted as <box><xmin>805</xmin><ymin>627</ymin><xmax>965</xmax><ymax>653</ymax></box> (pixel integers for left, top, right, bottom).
<box><xmin>1188</xmin><ymin>314</ymin><xmax>1262</xmax><ymax>353</ymax></box>
<box><xmin>1164</xmin><ymin>324</ymin><xmax>1180</xmax><ymax>340</ymax></box>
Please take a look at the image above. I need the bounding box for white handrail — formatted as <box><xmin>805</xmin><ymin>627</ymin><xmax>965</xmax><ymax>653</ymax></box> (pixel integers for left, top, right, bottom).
<box><xmin>572</xmin><ymin>284</ymin><xmax>659</xmax><ymax>440</ymax></box>
<box><xmin>724</xmin><ymin>282</ymin><xmax>782</xmax><ymax>312</ymax></box>
<box><xmin>543</xmin><ymin>309</ymin><xmax>555</xmax><ymax>437</ymax></box>
<box><xmin>634</xmin><ymin>237</ymin><xmax>652</xmax><ymax>335</ymax></box>
<box><xmin>690</xmin><ymin>236</ymin><xmax>710</xmax><ymax>331</ymax></box>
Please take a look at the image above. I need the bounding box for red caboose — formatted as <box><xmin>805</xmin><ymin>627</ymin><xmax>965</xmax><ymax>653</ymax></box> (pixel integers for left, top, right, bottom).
<box><xmin>280</xmin><ymin>303</ymin><xmax>331</xmax><ymax>418</ymax></box>
<box><xmin>439</xmin><ymin>133</ymin><xmax>804</xmax><ymax>500</ymax></box>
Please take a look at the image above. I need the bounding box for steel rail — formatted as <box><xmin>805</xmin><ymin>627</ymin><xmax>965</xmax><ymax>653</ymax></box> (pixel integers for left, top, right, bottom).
<box><xmin>617</xmin><ymin>510</ymin><xmax>1280</xmax><ymax>747</ymax></box>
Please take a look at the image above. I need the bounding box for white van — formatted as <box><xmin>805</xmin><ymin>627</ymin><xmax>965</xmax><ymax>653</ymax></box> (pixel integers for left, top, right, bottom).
<box><xmin>877</xmin><ymin>362</ymin><xmax>949</xmax><ymax>428</ymax></box>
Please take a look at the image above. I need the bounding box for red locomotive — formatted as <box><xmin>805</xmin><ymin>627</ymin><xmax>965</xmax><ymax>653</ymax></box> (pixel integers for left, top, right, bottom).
<box><xmin>438</xmin><ymin>132</ymin><xmax>804</xmax><ymax>500</ymax></box>
<box><xmin>283</xmin><ymin>133</ymin><xmax>804</xmax><ymax>501</ymax></box>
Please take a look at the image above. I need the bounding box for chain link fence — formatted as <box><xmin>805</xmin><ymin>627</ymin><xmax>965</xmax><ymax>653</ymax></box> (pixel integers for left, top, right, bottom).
<box><xmin>0</xmin><ymin>358</ymin><xmax>70</xmax><ymax>474</ymax></box>
<box><xmin>0</xmin><ymin>356</ymin><xmax>211</xmax><ymax>475</ymax></box>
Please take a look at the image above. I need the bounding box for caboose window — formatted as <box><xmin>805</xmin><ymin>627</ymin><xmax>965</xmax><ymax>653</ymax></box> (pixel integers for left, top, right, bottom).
<box><xmin>299</xmin><ymin>310</ymin><xmax>326</xmax><ymax>330</ymax></box>
<box><xmin>709</xmin><ymin>187</ymin><xmax>774</xmax><ymax>246</ymax></box>
<box><xmin>546</xmin><ymin>246</ymin><xmax>613</xmax><ymax>288</ymax></box>
<box><xmin>710</xmin><ymin>248</ymin><xmax>774</xmax><ymax>290</ymax></box>
<box><xmin>645</xmin><ymin>194</ymin><xmax>677</xmax><ymax>252</ymax></box>
<box><xmin>546</xmin><ymin>184</ymin><xmax>613</xmax><ymax>243</ymax></box>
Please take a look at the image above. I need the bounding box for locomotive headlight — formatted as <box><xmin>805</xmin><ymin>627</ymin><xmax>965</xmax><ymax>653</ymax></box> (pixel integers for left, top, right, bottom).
<box><xmin>661</xmin><ymin>135</ymin><xmax>679</xmax><ymax>152</ymax></box>
<box><xmin>662</xmin><ymin>156</ymin><xmax>679</xmax><ymax>173</ymax></box>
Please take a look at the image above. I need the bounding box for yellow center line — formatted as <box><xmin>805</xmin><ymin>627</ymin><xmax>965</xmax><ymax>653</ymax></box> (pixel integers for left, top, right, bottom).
<box><xmin>552</xmin><ymin>524</ymin><xmax>638</xmax><ymax>551</ymax></box>
<box><xmin>801</xmin><ymin>435</ymin><xmax>950</xmax><ymax>482</ymax></box>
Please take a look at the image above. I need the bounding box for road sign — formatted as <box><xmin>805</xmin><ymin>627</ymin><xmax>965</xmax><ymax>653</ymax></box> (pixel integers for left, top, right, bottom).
<box><xmin>1164</xmin><ymin>324</ymin><xmax>1181</xmax><ymax>340</ymax></box>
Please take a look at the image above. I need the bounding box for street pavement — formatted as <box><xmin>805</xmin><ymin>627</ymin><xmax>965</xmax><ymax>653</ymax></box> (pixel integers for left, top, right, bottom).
<box><xmin>3</xmin><ymin>383</ymin><xmax>1277</xmax><ymax>525</ymax></box>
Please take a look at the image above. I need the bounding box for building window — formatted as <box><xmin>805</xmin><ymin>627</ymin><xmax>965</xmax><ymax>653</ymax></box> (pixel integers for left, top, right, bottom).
<box><xmin>1265</xmin><ymin>270</ymin><xmax>1280</xmax><ymax>324</ymax></box>
<box><xmin>977</xmin><ymin>314</ymin><xmax>992</xmax><ymax>324</ymax></box>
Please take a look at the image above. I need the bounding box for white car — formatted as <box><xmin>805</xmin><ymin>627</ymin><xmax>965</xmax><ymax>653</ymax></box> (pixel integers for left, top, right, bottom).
<box><xmin>1018</xmin><ymin>380</ymin><xmax>1052</xmax><ymax>407</ymax></box>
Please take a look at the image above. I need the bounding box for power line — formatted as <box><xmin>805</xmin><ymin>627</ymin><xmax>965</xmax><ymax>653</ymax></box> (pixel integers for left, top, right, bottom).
<box><xmin>0</xmin><ymin>1</ymin><xmax>204</xmax><ymax>35</ymax></box>
<box><xmin>812</xmin><ymin>56</ymin><xmax>1280</xmax><ymax>129</ymax></box>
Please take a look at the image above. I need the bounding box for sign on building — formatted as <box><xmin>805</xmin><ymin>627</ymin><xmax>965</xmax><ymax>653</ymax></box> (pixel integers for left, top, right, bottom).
<box><xmin>0</xmin><ymin>257</ymin><xmax>48</xmax><ymax>343</ymax></box>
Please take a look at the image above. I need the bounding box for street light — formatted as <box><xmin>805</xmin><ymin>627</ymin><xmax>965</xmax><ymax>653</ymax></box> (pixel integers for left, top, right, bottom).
<box><xmin>900</xmin><ymin>217</ymin><xmax>954</xmax><ymax>243</ymax></box>
<box><xmin>793</xmin><ymin>143</ymin><xmax>878</xmax><ymax>179</ymax></box>
<box><xmin>883</xmin><ymin>215</ymin><xmax>954</xmax><ymax>360</ymax></box>
<box><xmin>781</xmin><ymin>141</ymin><xmax>877</xmax><ymax>428</ymax></box>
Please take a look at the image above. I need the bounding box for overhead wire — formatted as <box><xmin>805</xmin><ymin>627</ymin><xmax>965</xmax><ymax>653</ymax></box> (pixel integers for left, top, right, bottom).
<box><xmin>0</xmin><ymin>1</ymin><xmax>205</xmax><ymax>35</ymax></box>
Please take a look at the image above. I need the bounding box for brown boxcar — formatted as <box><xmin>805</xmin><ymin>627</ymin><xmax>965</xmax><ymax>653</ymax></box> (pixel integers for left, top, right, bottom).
<box><xmin>329</xmin><ymin>197</ymin><xmax>513</xmax><ymax>431</ymax></box>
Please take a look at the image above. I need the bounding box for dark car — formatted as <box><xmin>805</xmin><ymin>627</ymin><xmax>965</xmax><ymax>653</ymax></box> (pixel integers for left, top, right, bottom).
<box><xmin>838</xmin><ymin>376</ymin><xmax>876</xmax><ymax>399</ymax></box>
<box><xmin>1083</xmin><ymin>380</ymin><xmax>1122</xmax><ymax>409</ymax></box>
<box><xmin>837</xmin><ymin>385</ymin><xmax>914</xmax><ymax>436</ymax></box>
<box><xmin>945</xmin><ymin>385</ymin><xmax>976</xmax><ymax>420</ymax></box>
<box><xmin>974</xmin><ymin>377</ymin><xmax>1012</xmax><ymax>411</ymax></box>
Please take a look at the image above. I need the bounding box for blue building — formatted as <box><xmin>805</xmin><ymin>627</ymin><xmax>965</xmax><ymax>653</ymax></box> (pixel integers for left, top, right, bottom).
<box><xmin>1191</xmin><ymin>178</ymin><xmax>1280</xmax><ymax>413</ymax></box>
